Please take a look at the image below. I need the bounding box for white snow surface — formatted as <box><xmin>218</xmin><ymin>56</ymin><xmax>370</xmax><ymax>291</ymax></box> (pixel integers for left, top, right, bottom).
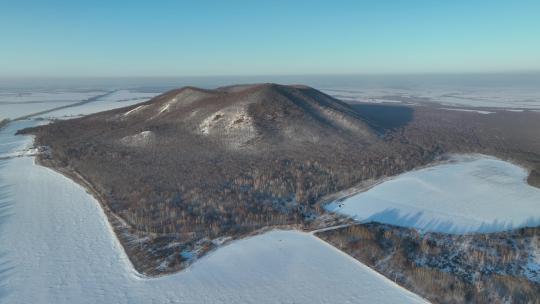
<box><xmin>441</xmin><ymin>108</ymin><xmax>495</xmax><ymax>115</ymax></box>
<box><xmin>94</xmin><ymin>89</ymin><xmax>157</xmax><ymax>102</ymax></box>
<box><xmin>36</xmin><ymin>90</ymin><xmax>158</xmax><ymax>119</ymax></box>
<box><xmin>327</xmin><ymin>155</ymin><xmax>540</xmax><ymax>234</ymax></box>
<box><xmin>0</xmin><ymin>101</ymin><xmax>71</xmax><ymax>120</ymax></box>
<box><xmin>120</xmin><ymin>130</ymin><xmax>156</xmax><ymax>147</ymax></box>
<box><xmin>0</xmin><ymin>90</ymin><xmax>106</xmax><ymax>103</ymax></box>
<box><xmin>0</xmin><ymin>91</ymin><xmax>107</xmax><ymax>120</ymax></box>
<box><xmin>0</xmin><ymin>119</ymin><xmax>426</xmax><ymax>303</ymax></box>
<box><xmin>123</xmin><ymin>105</ymin><xmax>149</xmax><ymax>117</ymax></box>
<box><xmin>0</xmin><ymin>90</ymin><xmax>157</xmax><ymax>121</ymax></box>
<box><xmin>322</xmin><ymin>86</ymin><xmax>540</xmax><ymax>109</ymax></box>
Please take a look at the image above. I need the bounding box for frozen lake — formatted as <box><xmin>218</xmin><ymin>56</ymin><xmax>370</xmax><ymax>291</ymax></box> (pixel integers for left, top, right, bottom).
<box><xmin>0</xmin><ymin>104</ymin><xmax>426</xmax><ymax>303</ymax></box>
<box><xmin>326</xmin><ymin>155</ymin><xmax>540</xmax><ymax>233</ymax></box>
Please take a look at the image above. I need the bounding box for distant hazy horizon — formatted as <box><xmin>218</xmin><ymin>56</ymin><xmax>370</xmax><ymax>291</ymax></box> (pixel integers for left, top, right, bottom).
<box><xmin>2</xmin><ymin>72</ymin><xmax>540</xmax><ymax>90</ymax></box>
<box><xmin>2</xmin><ymin>72</ymin><xmax>540</xmax><ymax>110</ymax></box>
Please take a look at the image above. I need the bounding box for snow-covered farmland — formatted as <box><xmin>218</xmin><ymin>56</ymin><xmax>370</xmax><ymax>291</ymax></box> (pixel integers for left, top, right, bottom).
<box><xmin>322</xmin><ymin>86</ymin><xmax>540</xmax><ymax>110</ymax></box>
<box><xmin>327</xmin><ymin>155</ymin><xmax>540</xmax><ymax>234</ymax></box>
<box><xmin>95</xmin><ymin>89</ymin><xmax>157</xmax><ymax>102</ymax></box>
<box><xmin>0</xmin><ymin>90</ymin><xmax>107</xmax><ymax>120</ymax></box>
<box><xmin>35</xmin><ymin>90</ymin><xmax>159</xmax><ymax>119</ymax></box>
<box><xmin>0</xmin><ymin>90</ymin><xmax>106</xmax><ymax>103</ymax></box>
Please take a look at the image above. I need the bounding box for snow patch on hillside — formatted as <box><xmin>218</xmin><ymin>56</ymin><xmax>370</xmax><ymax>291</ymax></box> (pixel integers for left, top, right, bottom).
<box><xmin>120</xmin><ymin>131</ymin><xmax>156</xmax><ymax>147</ymax></box>
<box><xmin>173</xmin><ymin>88</ymin><xmax>213</xmax><ymax>105</ymax></box>
<box><xmin>153</xmin><ymin>89</ymin><xmax>214</xmax><ymax>119</ymax></box>
<box><xmin>158</xmin><ymin>103</ymin><xmax>170</xmax><ymax>114</ymax></box>
<box><xmin>123</xmin><ymin>105</ymin><xmax>148</xmax><ymax>117</ymax></box>
<box><xmin>199</xmin><ymin>106</ymin><xmax>258</xmax><ymax>148</ymax></box>
<box><xmin>442</xmin><ymin>108</ymin><xmax>495</xmax><ymax>115</ymax></box>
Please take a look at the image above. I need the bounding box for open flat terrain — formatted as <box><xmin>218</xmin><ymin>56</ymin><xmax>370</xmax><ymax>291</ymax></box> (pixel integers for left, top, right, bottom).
<box><xmin>326</xmin><ymin>154</ymin><xmax>540</xmax><ymax>233</ymax></box>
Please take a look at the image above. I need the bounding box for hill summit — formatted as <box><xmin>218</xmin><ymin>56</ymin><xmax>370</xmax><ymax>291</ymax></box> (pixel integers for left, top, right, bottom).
<box><xmin>114</xmin><ymin>83</ymin><xmax>377</xmax><ymax>151</ymax></box>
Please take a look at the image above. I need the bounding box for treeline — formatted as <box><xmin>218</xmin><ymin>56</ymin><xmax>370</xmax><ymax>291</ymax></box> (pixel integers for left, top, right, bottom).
<box><xmin>317</xmin><ymin>223</ymin><xmax>540</xmax><ymax>304</ymax></box>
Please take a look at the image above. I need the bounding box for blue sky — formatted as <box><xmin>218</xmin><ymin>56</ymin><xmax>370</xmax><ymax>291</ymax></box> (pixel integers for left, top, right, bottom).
<box><xmin>1</xmin><ymin>0</ymin><xmax>539</xmax><ymax>77</ymax></box>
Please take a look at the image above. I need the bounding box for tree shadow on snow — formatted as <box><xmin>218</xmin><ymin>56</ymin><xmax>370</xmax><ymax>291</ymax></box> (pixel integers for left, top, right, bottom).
<box><xmin>363</xmin><ymin>208</ymin><xmax>540</xmax><ymax>235</ymax></box>
<box><xmin>0</xmin><ymin>159</ymin><xmax>15</xmax><ymax>300</ymax></box>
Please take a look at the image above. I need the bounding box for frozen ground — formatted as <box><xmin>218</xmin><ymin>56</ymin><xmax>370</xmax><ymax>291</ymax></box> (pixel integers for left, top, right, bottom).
<box><xmin>327</xmin><ymin>155</ymin><xmax>540</xmax><ymax>234</ymax></box>
<box><xmin>0</xmin><ymin>108</ymin><xmax>426</xmax><ymax>302</ymax></box>
<box><xmin>96</xmin><ymin>89</ymin><xmax>158</xmax><ymax>102</ymax></box>
<box><xmin>0</xmin><ymin>89</ymin><xmax>158</xmax><ymax>121</ymax></box>
<box><xmin>0</xmin><ymin>90</ymin><xmax>106</xmax><ymax>103</ymax></box>
<box><xmin>322</xmin><ymin>86</ymin><xmax>540</xmax><ymax>110</ymax></box>
<box><xmin>0</xmin><ymin>90</ymin><xmax>106</xmax><ymax>120</ymax></box>
<box><xmin>35</xmin><ymin>90</ymin><xmax>158</xmax><ymax>119</ymax></box>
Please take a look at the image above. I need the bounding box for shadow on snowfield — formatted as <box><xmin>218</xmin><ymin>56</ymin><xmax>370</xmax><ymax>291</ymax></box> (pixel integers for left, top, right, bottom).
<box><xmin>0</xmin><ymin>159</ymin><xmax>15</xmax><ymax>300</ymax></box>
<box><xmin>364</xmin><ymin>207</ymin><xmax>540</xmax><ymax>234</ymax></box>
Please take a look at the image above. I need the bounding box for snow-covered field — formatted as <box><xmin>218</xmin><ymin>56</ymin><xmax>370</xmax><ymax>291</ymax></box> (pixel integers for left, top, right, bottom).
<box><xmin>35</xmin><ymin>90</ymin><xmax>159</xmax><ymax>119</ymax></box>
<box><xmin>322</xmin><ymin>86</ymin><xmax>540</xmax><ymax>110</ymax></box>
<box><xmin>0</xmin><ymin>98</ymin><xmax>426</xmax><ymax>303</ymax></box>
<box><xmin>0</xmin><ymin>89</ymin><xmax>158</xmax><ymax>121</ymax></box>
<box><xmin>0</xmin><ymin>101</ymin><xmax>73</xmax><ymax>121</ymax></box>
<box><xmin>327</xmin><ymin>155</ymin><xmax>540</xmax><ymax>234</ymax></box>
<box><xmin>0</xmin><ymin>90</ymin><xmax>106</xmax><ymax>103</ymax></box>
<box><xmin>0</xmin><ymin>90</ymin><xmax>107</xmax><ymax>120</ymax></box>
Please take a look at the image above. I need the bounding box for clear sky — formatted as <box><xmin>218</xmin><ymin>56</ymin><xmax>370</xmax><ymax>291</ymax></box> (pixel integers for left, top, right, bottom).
<box><xmin>1</xmin><ymin>0</ymin><xmax>539</xmax><ymax>77</ymax></box>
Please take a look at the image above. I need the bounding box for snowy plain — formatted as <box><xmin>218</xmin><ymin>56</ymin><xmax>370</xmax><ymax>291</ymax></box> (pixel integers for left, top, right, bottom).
<box><xmin>0</xmin><ymin>90</ymin><xmax>107</xmax><ymax>120</ymax></box>
<box><xmin>0</xmin><ymin>90</ymin><xmax>106</xmax><ymax>103</ymax></box>
<box><xmin>35</xmin><ymin>90</ymin><xmax>159</xmax><ymax>119</ymax></box>
<box><xmin>326</xmin><ymin>155</ymin><xmax>540</xmax><ymax>234</ymax></box>
<box><xmin>322</xmin><ymin>86</ymin><xmax>540</xmax><ymax>110</ymax></box>
<box><xmin>0</xmin><ymin>89</ymin><xmax>158</xmax><ymax>121</ymax></box>
<box><xmin>0</xmin><ymin>96</ymin><xmax>427</xmax><ymax>303</ymax></box>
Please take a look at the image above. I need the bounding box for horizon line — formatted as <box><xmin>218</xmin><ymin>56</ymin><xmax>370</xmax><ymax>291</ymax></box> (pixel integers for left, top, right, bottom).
<box><xmin>2</xmin><ymin>70</ymin><xmax>540</xmax><ymax>80</ymax></box>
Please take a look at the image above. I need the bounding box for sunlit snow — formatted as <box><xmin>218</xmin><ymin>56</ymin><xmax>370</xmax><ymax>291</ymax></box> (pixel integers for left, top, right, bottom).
<box><xmin>327</xmin><ymin>155</ymin><xmax>540</xmax><ymax>233</ymax></box>
<box><xmin>0</xmin><ymin>91</ymin><xmax>108</xmax><ymax>120</ymax></box>
<box><xmin>322</xmin><ymin>86</ymin><xmax>540</xmax><ymax>109</ymax></box>
<box><xmin>36</xmin><ymin>90</ymin><xmax>158</xmax><ymax>119</ymax></box>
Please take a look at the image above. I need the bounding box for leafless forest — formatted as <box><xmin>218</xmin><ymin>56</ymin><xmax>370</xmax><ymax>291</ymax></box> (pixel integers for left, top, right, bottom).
<box><xmin>317</xmin><ymin>223</ymin><xmax>540</xmax><ymax>304</ymax></box>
